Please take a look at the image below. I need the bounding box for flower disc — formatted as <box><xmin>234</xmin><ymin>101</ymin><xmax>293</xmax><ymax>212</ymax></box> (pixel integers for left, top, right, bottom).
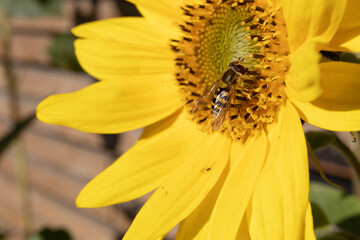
<box><xmin>172</xmin><ymin>0</ymin><xmax>291</xmax><ymax>140</ymax></box>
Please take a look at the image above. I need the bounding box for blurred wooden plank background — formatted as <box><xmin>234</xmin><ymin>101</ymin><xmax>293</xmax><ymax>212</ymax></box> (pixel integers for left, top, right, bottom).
<box><xmin>0</xmin><ymin>0</ymin><xmax>145</xmax><ymax>239</ymax></box>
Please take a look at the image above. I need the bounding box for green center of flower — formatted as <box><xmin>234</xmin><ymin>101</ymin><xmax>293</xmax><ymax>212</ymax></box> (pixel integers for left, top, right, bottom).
<box><xmin>197</xmin><ymin>5</ymin><xmax>260</xmax><ymax>84</ymax></box>
<box><xmin>171</xmin><ymin>0</ymin><xmax>290</xmax><ymax>141</ymax></box>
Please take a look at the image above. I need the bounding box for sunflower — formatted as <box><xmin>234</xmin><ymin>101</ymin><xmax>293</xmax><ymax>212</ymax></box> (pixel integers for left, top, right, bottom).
<box><xmin>37</xmin><ymin>0</ymin><xmax>360</xmax><ymax>239</ymax></box>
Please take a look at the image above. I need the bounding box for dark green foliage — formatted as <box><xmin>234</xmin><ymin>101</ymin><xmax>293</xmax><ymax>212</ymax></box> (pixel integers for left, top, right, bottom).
<box><xmin>311</xmin><ymin>202</ymin><xmax>330</xmax><ymax>228</ymax></box>
<box><xmin>310</xmin><ymin>183</ymin><xmax>360</xmax><ymax>239</ymax></box>
<box><xmin>30</xmin><ymin>228</ymin><xmax>72</xmax><ymax>240</ymax></box>
<box><xmin>306</xmin><ymin>131</ymin><xmax>337</xmax><ymax>150</ymax></box>
<box><xmin>0</xmin><ymin>113</ymin><xmax>36</xmax><ymax>156</ymax></box>
<box><xmin>0</xmin><ymin>0</ymin><xmax>63</xmax><ymax>17</ymax></box>
<box><xmin>48</xmin><ymin>34</ymin><xmax>83</xmax><ymax>72</ymax></box>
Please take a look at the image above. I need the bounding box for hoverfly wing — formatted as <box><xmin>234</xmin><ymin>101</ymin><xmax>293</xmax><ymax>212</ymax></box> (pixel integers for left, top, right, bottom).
<box><xmin>192</xmin><ymin>80</ymin><xmax>221</xmax><ymax>113</ymax></box>
<box><xmin>212</xmin><ymin>84</ymin><xmax>236</xmax><ymax>131</ymax></box>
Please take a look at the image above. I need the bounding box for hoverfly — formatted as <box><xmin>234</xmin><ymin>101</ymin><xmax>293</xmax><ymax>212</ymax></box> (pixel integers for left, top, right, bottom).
<box><xmin>192</xmin><ymin>60</ymin><xmax>249</xmax><ymax>131</ymax></box>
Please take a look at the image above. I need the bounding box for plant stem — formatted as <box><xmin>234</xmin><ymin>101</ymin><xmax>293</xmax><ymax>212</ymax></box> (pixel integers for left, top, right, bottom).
<box><xmin>333</xmin><ymin>135</ymin><xmax>360</xmax><ymax>198</ymax></box>
<box><xmin>0</xmin><ymin>9</ymin><xmax>19</xmax><ymax>121</ymax></box>
<box><xmin>333</xmin><ymin>137</ymin><xmax>360</xmax><ymax>182</ymax></box>
<box><xmin>0</xmin><ymin>7</ymin><xmax>32</xmax><ymax>238</ymax></box>
<box><xmin>306</xmin><ymin>139</ymin><xmax>344</xmax><ymax>190</ymax></box>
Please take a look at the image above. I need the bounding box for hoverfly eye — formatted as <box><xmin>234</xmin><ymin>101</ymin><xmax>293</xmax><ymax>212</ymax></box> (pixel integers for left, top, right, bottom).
<box><xmin>232</xmin><ymin>64</ymin><xmax>247</xmax><ymax>75</ymax></box>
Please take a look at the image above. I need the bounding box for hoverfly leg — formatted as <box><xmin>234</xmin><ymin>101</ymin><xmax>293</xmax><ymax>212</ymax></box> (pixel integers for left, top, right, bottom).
<box><xmin>238</xmin><ymin>57</ymin><xmax>245</xmax><ymax>62</ymax></box>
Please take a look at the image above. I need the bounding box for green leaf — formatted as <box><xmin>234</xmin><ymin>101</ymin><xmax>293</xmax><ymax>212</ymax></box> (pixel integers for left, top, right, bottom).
<box><xmin>30</xmin><ymin>228</ymin><xmax>72</xmax><ymax>240</ymax></box>
<box><xmin>306</xmin><ymin>131</ymin><xmax>336</xmax><ymax>150</ymax></box>
<box><xmin>317</xmin><ymin>227</ymin><xmax>360</xmax><ymax>240</ymax></box>
<box><xmin>0</xmin><ymin>0</ymin><xmax>63</xmax><ymax>17</ymax></box>
<box><xmin>311</xmin><ymin>202</ymin><xmax>330</xmax><ymax>228</ymax></box>
<box><xmin>319</xmin><ymin>233</ymin><xmax>359</xmax><ymax>240</ymax></box>
<box><xmin>309</xmin><ymin>182</ymin><xmax>360</xmax><ymax>224</ymax></box>
<box><xmin>0</xmin><ymin>231</ymin><xmax>7</xmax><ymax>240</ymax></box>
<box><xmin>310</xmin><ymin>183</ymin><xmax>360</xmax><ymax>239</ymax></box>
<box><xmin>337</xmin><ymin>215</ymin><xmax>360</xmax><ymax>237</ymax></box>
<box><xmin>48</xmin><ymin>34</ymin><xmax>83</xmax><ymax>72</ymax></box>
<box><xmin>0</xmin><ymin>113</ymin><xmax>36</xmax><ymax>155</ymax></box>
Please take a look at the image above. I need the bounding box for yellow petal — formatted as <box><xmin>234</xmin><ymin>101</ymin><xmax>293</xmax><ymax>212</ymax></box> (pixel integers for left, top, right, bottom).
<box><xmin>286</xmin><ymin>41</ymin><xmax>322</xmax><ymax>102</ymax></box>
<box><xmin>175</xmin><ymin>161</ymin><xmax>229</xmax><ymax>240</ymax></box>
<box><xmin>283</xmin><ymin>0</ymin><xmax>347</xmax><ymax>102</ymax></box>
<box><xmin>236</xmin><ymin>211</ymin><xmax>252</xmax><ymax>240</ymax></box>
<box><xmin>72</xmin><ymin>17</ymin><xmax>167</xmax><ymax>46</ymax></box>
<box><xmin>312</xmin><ymin>62</ymin><xmax>360</xmax><ymax>111</ymax></box>
<box><xmin>74</xmin><ymin>39</ymin><xmax>174</xmax><ymax>80</ymax></box>
<box><xmin>185</xmin><ymin>0</ymin><xmax>203</xmax><ymax>4</ymax></box>
<box><xmin>37</xmin><ymin>76</ymin><xmax>181</xmax><ymax>133</ymax></box>
<box><xmin>128</xmin><ymin>0</ymin><xmax>182</xmax><ymax>19</ymax></box>
<box><xmin>123</xmin><ymin>134</ymin><xmax>231</xmax><ymax>240</ymax></box>
<box><xmin>76</xmin><ymin>110</ymin><xmax>215</xmax><ymax>207</ymax></box>
<box><xmin>249</xmin><ymin>102</ymin><xmax>310</xmax><ymax>239</ymax></box>
<box><xmin>291</xmin><ymin>100</ymin><xmax>360</xmax><ymax>132</ymax></box>
<box><xmin>329</xmin><ymin>35</ymin><xmax>360</xmax><ymax>52</ymax></box>
<box><xmin>328</xmin><ymin>0</ymin><xmax>360</xmax><ymax>52</ymax></box>
<box><xmin>265</xmin><ymin>0</ymin><xmax>279</xmax><ymax>7</ymax></box>
<box><xmin>305</xmin><ymin>202</ymin><xmax>316</xmax><ymax>240</ymax></box>
<box><xmin>207</xmin><ymin>131</ymin><xmax>268</xmax><ymax>239</ymax></box>
<box><xmin>281</xmin><ymin>0</ymin><xmax>346</xmax><ymax>52</ymax></box>
<box><xmin>127</xmin><ymin>0</ymin><xmax>182</xmax><ymax>39</ymax></box>
<box><xmin>290</xmin><ymin>61</ymin><xmax>360</xmax><ymax>131</ymax></box>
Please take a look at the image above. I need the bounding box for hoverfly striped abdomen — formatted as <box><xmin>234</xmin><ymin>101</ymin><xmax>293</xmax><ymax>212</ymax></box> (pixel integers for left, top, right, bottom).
<box><xmin>211</xmin><ymin>86</ymin><xmax>232</xmax><ymax>114</ymax></box>
<box><xmin>191</xmin><ymin>59</ymin><xmax>249</xmax><ymax>131</ymax></box>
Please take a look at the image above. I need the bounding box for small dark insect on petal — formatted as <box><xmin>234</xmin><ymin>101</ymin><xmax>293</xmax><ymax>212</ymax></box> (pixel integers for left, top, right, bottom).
<box><xmin>320</xmin><ymin>51</ymin><xmax>341</xmax><ymax>61</ymax></box>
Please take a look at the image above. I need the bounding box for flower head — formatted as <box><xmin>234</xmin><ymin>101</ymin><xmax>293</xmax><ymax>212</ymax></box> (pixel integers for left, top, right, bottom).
<box><xmin>173</xmin><ymin>0</ymin><xmax>291</xmax><ymax>140</ymax></box>
<box><xmin>37</xmin><ymin>0</ymin><xmax>360</xmax><ymax>239</ymax></box>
